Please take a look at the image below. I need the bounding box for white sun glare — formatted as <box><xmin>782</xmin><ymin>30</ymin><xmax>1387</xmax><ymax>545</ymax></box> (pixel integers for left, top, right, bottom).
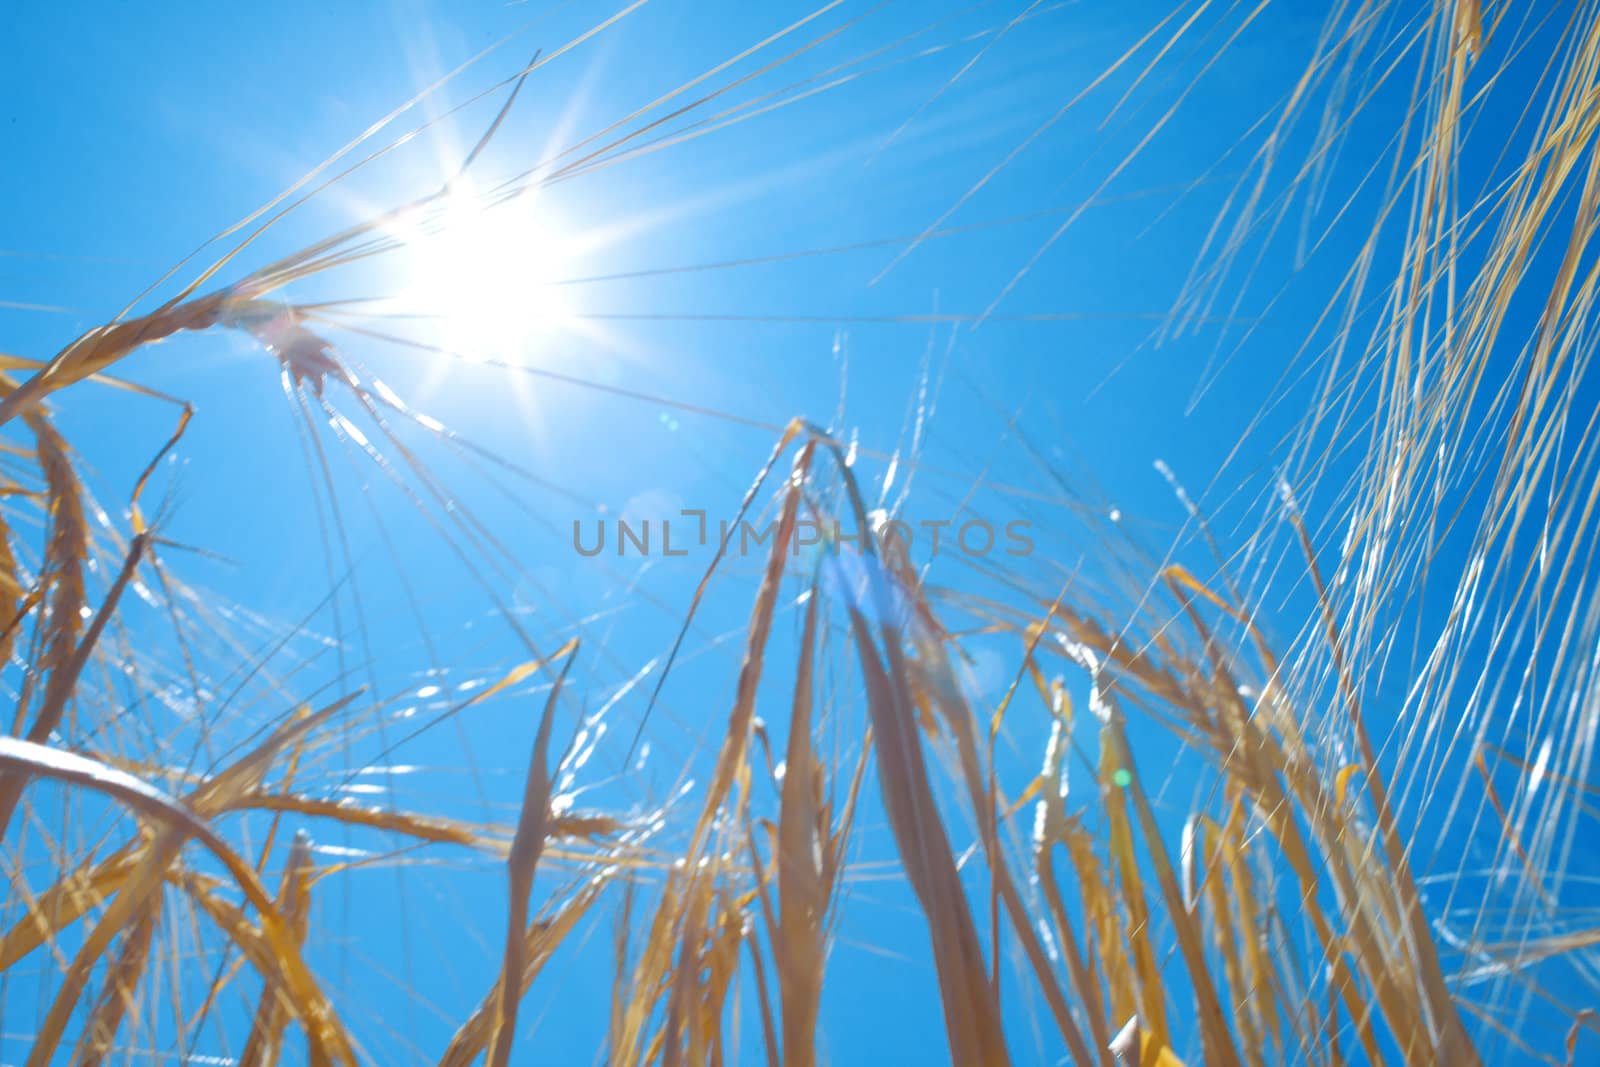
<box><xmin>402</xmin><ymin>192</ymin><xmax>573</xmax><ymax>360</ymax></box>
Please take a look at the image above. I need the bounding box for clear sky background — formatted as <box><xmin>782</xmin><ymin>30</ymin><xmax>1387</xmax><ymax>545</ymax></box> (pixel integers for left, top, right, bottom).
<box><xmin>2</xmin><ymin>2</ymin><xmax>1587</xmax><ymax>1064</ymax></box>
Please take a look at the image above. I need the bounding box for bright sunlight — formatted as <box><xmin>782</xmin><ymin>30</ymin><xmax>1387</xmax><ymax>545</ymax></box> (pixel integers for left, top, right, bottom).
<box><xmin>400</xmin><ymin>191</ymin><xmax>574</xmax><ymax>359</ymax></box>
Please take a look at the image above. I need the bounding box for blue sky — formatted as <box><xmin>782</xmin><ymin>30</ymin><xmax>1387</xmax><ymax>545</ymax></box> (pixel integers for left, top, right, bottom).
<box><xmin>3</xmin><ymin>1</ymin><xmax>1590</xmax><ymax>1064</ymax></box>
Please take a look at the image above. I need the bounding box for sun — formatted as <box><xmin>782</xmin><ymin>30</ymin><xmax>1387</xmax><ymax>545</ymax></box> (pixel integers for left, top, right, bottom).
<box><xmin>400</xmin><ymin>190</ymin><xmax>574</xmax><ymax>360</ymax></box>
